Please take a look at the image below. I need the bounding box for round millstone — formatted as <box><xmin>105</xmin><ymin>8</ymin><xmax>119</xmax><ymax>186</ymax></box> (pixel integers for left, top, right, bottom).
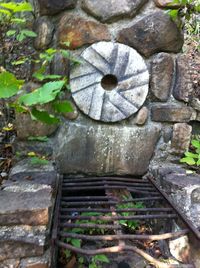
<box><xmin>70</xmin><ymin>42</ymin><xmax>149</xmax><ymax>122</ymax></box>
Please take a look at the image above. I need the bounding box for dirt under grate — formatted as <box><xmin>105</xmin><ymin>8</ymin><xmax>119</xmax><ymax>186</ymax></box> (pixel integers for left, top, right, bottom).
<box><xmin>52</xmin><ymin>176</ymin><xmax>200</xmax><ymax>268</ymax></box>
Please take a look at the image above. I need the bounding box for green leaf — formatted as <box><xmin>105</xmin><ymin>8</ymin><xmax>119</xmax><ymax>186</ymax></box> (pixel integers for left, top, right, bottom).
<box><xmin>30</xmin><ymin>156</ymin><xmax>49</xmax><ymax>165</ymax></box>
<box><xmin>11</xmin><ymin>17</ymin><xmax>26</xmax><ymax>24</ymax></box>
<box><xmin>19</xmin><ymin>81</ymin><xmax>65</xmax><ymax>106</ymax></box>
<box><xmin>71</xmin><ymin>239</ymin><xmax>81</xmax><ymax>248</ymax></box>
<box><xmin>0</xmin><ymin>2</ymin><xmax>33</xmax><ymax>13</ymax></box>
<box><xmin>52</xmin><ymin>100</ymin><xmax>73</xmax><ymax>113</ymax></box>
<box><xmin>0</xmin><ymin>71</ymin><xmax>24</xmax><ymax>98</ymax></box>
<box><xmin>184</xmin><ymin>151</ymin><xmax>199</xmax><ymax>159</ymax></box>
<box><xmin>197</xmin><ymin>159</ymin><xmax>200</xmax><ymax>166</ymax></box>
<box><xmin>12</xmin><ymin>59</ymin><xmax>27</xmax><ymax>65</ymax></box>
<box><xmin>94</xmin><ymin>255</ymin><xmax>110</xmax><ymax>263</ymax></box>
<box><xmin>6</xmin><ymin>30</ymin><xmax>16</xmax><ymax>36</ymax></box>
<box><xmin>31</xmin><ymin>108</ymin><xmax>60</xmax><ymax>125</ymax></box>
<box><xmin>17</xmin><ymin>32</ymin><xmax>26</xmax><ymax>42</ymax></box>
<box><xmin>21</xmin><ymin>29</ymin><xmax>37</xmax><ymax>38</ymax></box>
<box><xmin>180</xmin><ymin>157</ymin><xmax>196</xmax><ymax>166</ymax></box>
<box><xmin>28</xmin><ymin>136</ymin><xmax>49</xmax><ymax>142</ymax></box>
<box><xmin>0</xmin><ymin>8</ymin><xmax>11</xmax><ymax>16</ymax></box>
<box><xmin>192</xmin><ymin>140</ymin><xmax>200</xmax><ymax>149</ymax></box>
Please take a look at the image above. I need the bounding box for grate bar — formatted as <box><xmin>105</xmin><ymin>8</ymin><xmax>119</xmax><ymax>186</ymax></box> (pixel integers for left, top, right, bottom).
<box><xmin>60</xmin><ymin>207</ymin><xmax>173</xmax><ymax>213</ymax></box>
<box><xmin>59</xmin><ymin>214</ymin><xmax>177</xmax><ymax>221</ymax></box>
<box><xmin>53</xmin><ymin>175</ymin><xmax>199</xmax><ymax>268</ymax></box>
<box><xmin>59</xmin><ymin>229</ymin><xmax>189</xmax><ymax>241</ymax></box>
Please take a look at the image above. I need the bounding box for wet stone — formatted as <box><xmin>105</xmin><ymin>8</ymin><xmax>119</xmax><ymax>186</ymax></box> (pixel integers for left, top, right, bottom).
<box><xmin>34</xmin><ymin>17</ymin><xmax>54</xmax><ymax>50</ymax></box>
<box><xmin>82</xmin><ymin>0</ymin><xmax>148</xmax><ymax>23</ymax></box>
<box><xmin>171</xmin><ymin>123</ymin><xmax>192</xmax><ymax>155</ymax></box>
<box><xmin>70</xmin><ymin>42</ymin><xmax>149</xmax><ymax>122</ymax></box>
<box><xmin>150</xmin><ymin>53</ymin><xmax>174</xmax><ymax>101</ymax></box>
<box><xmin>151</xmin><ymin>104</ymin><xmax>196</xmax><ymax>122</ymax></box>
<box><xmin>58</xmin><ymin>16</ymin><xmax>111</xmax><ymax>50</ymax></box>
<box><xmin>0</xmin><ymin>225</ymin><xmax>46</xmax><ymax>261</ymax></box>
<box><xmin>0</xmin><ymin>189</ymin><xmax>52</xmax><ymax>226</ymax></box>
<box><xmin>117</xmin><ymin>11</ymin><xmax>184</xmax><ymax>57</ymax></box>
<box><xmin>38</xmin><ymin>0</ymin><xmax>77</xmax><ymax>15</ymax></box>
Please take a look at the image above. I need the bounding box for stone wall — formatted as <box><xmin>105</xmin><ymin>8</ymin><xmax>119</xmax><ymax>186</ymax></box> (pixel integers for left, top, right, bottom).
<box><xmin>15</xmin><ymin>0</ymin><xmax>199</xmax><ymax>176</ymax></box>
<box><xmin>3</xmin><ymin>0</ymin><xmax>200</xmax><ymax>267</ymax></box>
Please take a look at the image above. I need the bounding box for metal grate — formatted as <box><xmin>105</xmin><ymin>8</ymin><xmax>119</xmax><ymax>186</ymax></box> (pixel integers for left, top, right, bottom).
<box><xmin>52</xmin><ymin>176</ymin><xmax>200</xmax><ymax>268</ymax></box>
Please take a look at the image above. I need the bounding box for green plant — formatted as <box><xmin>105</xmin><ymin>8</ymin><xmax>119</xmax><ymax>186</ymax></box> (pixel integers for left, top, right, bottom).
<box><xmin>167</xmin><ymin>0</ymin><xmax>200</xmax><ymax>50</ymax></box>
<box><xmin>0</xmin><ymin>1</ymin><xmax>36</xmax><ymax>41</ymax></box>
<box><xmin>180</xmin><ymin>139</ymin><xmax>200</xmax><ymax>166</ymax></box>
<box><xmin>117</xmin><ymin>198</ymin><xmax>145</xmax><ymax>230</ymax></box>
<box><xmin>27</xmin><ymin>151</ymin><xmax>49</xmax><ymax>165</ymax></box>
<box><xmin>0</xmin><ymin>1</ymin><xmax>75</xmax><ymax>125</ymax></box>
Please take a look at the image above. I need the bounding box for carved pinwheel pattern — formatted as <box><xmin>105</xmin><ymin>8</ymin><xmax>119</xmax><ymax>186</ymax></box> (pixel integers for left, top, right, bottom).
<box><xmin>70</xmin><ymin>42</ymin><xmax>149</xmax><ymax>122</ymax></box>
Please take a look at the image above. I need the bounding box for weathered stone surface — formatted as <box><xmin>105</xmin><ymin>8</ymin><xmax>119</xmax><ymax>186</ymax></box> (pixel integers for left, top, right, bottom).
<box><xmin>50</xmin><ymin>52</ymin><xmax>69</xmax><ymax>77</ymax></box>
<box><xmin>191</xmin><ymin>98</ymin><xmax>200</xmax><ymax>112</ymax></box>
<box><xmin>82</xmin><ymin>0</ymin><xmax>148</xmax><ymax>23</ymax></box>
<box><xmin>135</xmin><ymin>107</ymin><xmax>148</xmax><ymax>125</ymax></box>
<box><xmin>191</xmin><ymin>188</ymin><xmax>200</xmax><ymax>204</ymax></box>
<box><xmin>169</xmin><ymin>227</ymin><xmax>190</xmax><ymax>263</ymax></box>
<box><xmin>150</xmin><ymin>53</ymin><xmax>174</xmax><ymax>101</ymax></box>
<box><xmin>38</xmin><ymin>0</ymin><xmax>77</xmax><ymax>15</ymax></box>
<box><xmin>8</xmin><ymin>159</ymin><xmax>58</xmax><ymax>190</ymax></box>
<box><xmin>153</xmin><ymin>165</ymin><xmax>200</xmax><ymax>228</ymax></box>
<box><xmin>16</xmin><ymin>112</ymin><xmax>58</xmax><ymax>140</ymax></box>
<box><xmin>171</xmin><ymin>123</ymin><xmax>192</xmax><ymax>155</ymax></box>
<box><xmin>34</xmin><ymin>17</ymin><xmax>54</xmax><ymax>50</ymax></box>
<box><xmin>117</xmin><ymin>11</ymin><xmax>184</xmax><ymax>57</ymax></box>
<box><xmin>20</xmin><ymin>250</ymin><xmax>50</xmax><ymax>268</ymax></box>
<box><xmin>0</xmin><ymin>259</ymin><xmax>20</xmax><ymax>268</ymax></box>
<box><xmin>151</xmin><ymin>104</ymin><xmax>196</xmax><ymax>122</ymax></box>
<box><xmin>0</xmin><ymin>189</ymin><xmax>51</xmax><ymax>226</ymax></box>
<box><xmin>58</xmin><ymin>16</ymin><xmax>111</xmax><ymax>50</ymax></box>
<box><xmin>173</xmin><ymin>55</ymin><xmax>193</xmax><ymax>102</ymax></box>
<box><xmin>71</xmin><ymin>42</ymin><xmax>149</xmax><ymax>122</ymax></box>
<box><xmin>0</xmin><ymin>226</ymin><xmax>46</xmax><ymax>261</ymax></box>
<box><xmin>54</xmin><ymin>122</ymin><xmax>161</xmax><ymax>175</ymax></box>
<box><xmin>154</xmin><ymin>0</ymin><xmax>182</xmax><ymax>8</ymax></box>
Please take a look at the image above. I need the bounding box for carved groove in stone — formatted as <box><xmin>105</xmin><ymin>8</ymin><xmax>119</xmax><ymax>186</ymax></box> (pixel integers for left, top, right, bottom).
<box><xmin>70</xmin><ymin>42</ymin><xmax>149</xmax><ymax>122</ymax></box>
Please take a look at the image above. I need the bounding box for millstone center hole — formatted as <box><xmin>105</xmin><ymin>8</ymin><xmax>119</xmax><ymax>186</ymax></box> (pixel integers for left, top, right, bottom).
<box><xmin>101</xmin><ymin>74</ymin><xmax>118</xmax><ymax>91</ymax></box>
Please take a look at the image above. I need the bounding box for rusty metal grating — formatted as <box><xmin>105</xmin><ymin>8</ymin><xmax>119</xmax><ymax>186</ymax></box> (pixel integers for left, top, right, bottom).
<box><xmin>52</xmin><ymin>176</ymin><xmax>200</xmax><ymax>268</ymax></box>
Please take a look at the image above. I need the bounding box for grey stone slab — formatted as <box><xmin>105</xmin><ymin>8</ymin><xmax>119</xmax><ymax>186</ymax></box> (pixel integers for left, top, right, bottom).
<box><xmin>171</xmin><ymin>123</ymin><xmax>192</xmax><ymax>155</ymax></box>
<box><xmin>70</xmin><ymin>42</ymin><xmax>149</xmax><ymax>122</ymax></box>
<box><xmin>8</xmin><ymin>159</ymin><xmax>58</xmax><ymax>191</ymax></box>
<box><xmin>0</xmin><ymin>226</ymin><xmax>47</xmax><ymax>261</ymax></box>
<box><xmin>150</xmin><ymin>53</ymin><xmax>174</xmax><ymax>101</ymax></box>
<box><xmin>118</xmin><ymin>11</ymin><xmax>184</xmax><ymax>57</ymax></box>
<box><xmin>82</xmin><ymin>0</ymin><xmax>148</xmax><ymax>23</ymax></box>
<box><xmin>173</xmin><ymin>55</ymin><xmax>194</xmax><ymax>102</ymax></box>
<box><xmin>0</xmin><ymin>189</ymin><xmax>52</xmax><ymax>226</ymax></box>
<box><xmin>54</xmin><ymin>121</ymin><xmax>161</xmax><ymax>175</ymax></box>
<box><xmin>151</xmin><ymin>104</ymin><xmax>196</xmax><ymax>122</ymax></box>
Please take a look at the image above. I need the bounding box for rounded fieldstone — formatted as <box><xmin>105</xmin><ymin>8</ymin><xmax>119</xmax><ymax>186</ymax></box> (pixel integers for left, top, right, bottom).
<box><xmin>34</xmin><ymin>17</ymin><xmax>54</xmax><ymax>50</ymax></box>
<box><xmin>70</xmin><ymin>42</ymin><xmax>149</xmax><ymax>122</ymax></box>
<box><xmin>82</xmin><ymin>0</ymin><xmax>148</xmax><ymax>23</ymax></box>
